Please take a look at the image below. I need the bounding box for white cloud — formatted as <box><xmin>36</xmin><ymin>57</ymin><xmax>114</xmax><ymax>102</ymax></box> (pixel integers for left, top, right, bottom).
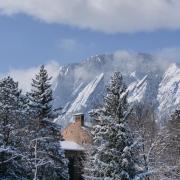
<box><xmin>0</xmin><ymin>0</ymin><xmax>180</xmax><ymax>33</ymax></box>
<box><xmin>58</xmin><ymin>38</ymin><xmax>79</xmax><ymax>51</ymax></box>
<box><xmin>154</xmin><ymin>47</ymin><xmax>180</xmax><ymax>69</ymax></box>
<box><xmin>1</xmin><ymin>61</ymin><xmax>60</xmax><ymax>92</ymax></box>
<box><xmin>113</xmin><ymin>48</ymin><xmax>180</xmax><ymax>74</ymax></box>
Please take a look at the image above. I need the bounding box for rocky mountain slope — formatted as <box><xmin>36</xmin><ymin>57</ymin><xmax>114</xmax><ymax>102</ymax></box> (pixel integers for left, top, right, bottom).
<box><xmin>53</xmin><ymin>52</ymin><xmax>180</xmax><ymax>127</ymax></box>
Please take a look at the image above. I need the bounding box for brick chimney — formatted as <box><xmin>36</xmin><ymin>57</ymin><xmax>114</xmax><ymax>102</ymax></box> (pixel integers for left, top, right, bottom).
<box><xmin>74</xmin><ymin>113</ymin><xmax>84</xmax><ymax>127</ymax></box>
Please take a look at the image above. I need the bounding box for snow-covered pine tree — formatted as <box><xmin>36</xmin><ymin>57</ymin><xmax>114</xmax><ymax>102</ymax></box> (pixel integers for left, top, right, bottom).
<box><xmin>84</xmin><ymin>72</ymin><xmax>144</xmax><ymax>180</ymax></box>
<box><xmin>0</xmin><ymin>76</ymin><xmax>30</xmax><ymax>179</ymax></box>
<box><xmin>104</xmin><ymin>71</ymin><xmax>128</xmax><ymax>122</ymax></box>
<box><xmin>28</xmin><ymin>65</ymin><xmax>53</xmax><ymax>120</ymax></box>
<box><xmin>26</xmin><ymin>66</ymin><xmax>69</xmax><ymax>179</ymax></box>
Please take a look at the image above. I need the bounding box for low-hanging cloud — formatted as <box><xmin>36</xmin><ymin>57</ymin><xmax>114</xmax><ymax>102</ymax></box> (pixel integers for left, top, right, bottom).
<box><xmin>0</xmin><ymin>0</ymin><xmax>180</xmax><ymax>33</ymax></box>
<box><xmin>114</xmin><ymin>48</ymin><xmax>180</xmax><ymax>74</ymax></box>
<box><xmin>155</xmin><ymin>47</ymin><xmax>180</xmax><ymax>62</ymax></box>
<box><xmin>71</xmin><ymin>48</ymin><xmax>180</xmax><ymax>86</ymax></box>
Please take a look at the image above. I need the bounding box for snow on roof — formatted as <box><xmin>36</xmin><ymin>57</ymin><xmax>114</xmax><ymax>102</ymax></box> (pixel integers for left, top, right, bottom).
<box><xmin>60</xmin><ymin>141</ymin><xmax>85</xmax><ymax>151</ymax></box>
<box><xmin>73</xmin><ymin>113</ymin><xmax>84</xmax><ymax>116</ymax></box>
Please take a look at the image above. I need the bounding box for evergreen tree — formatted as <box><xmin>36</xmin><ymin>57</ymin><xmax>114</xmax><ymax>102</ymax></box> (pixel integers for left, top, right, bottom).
<box><xmin>104</xmin><ymin>72</ymin><xmax>128</xmax><ymax>121</ymax></box>
<box><xmin>27</xmin><ymin>66</ymin><xmax>69</xmax><ymax>179</ymax></box>
<box><xmin>0</xmin><ymin>76</ymin><xmax>30</xmax><ymax>179</ymax></box>
<box><xmin>84</xmin><ymin>72</ymin><xmax>144</xmax><ymax>180</ymax></box>
<box><xmin>28</xmin><ymin>65</ymin><xmax>53</xmax><ymax>120</ymax></box>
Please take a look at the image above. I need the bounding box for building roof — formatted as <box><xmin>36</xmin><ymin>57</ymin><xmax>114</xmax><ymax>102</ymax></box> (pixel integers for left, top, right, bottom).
<box><xmin>73</xmin><ymin>112</ymin><xmax>84</xmax><ymax>116</ymax></box>
<box><xmin>60</xmin><ymin>141</ymin><xmax>85</xmax><ymax>151</ymax></box>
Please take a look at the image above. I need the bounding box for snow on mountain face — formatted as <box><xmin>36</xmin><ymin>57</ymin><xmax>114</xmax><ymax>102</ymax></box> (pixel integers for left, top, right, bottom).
<box><xmin>53</xmin><ymin>53</ymin><xmax>180</xmax><ymax>127</ymax></box>
<box><xmin>66</xmin><ymin>73</ymin><xmax>104</xmax><ymax>114</ymax></box>
<box><xmin>157</xmin><ymin>63</ymin><xmax>180</xmax><ymax>123</ymax></box>
<box><xmin>128</xmin><ymin>75</ymin><xmax>148</xmax><ymax>103</ymax></box>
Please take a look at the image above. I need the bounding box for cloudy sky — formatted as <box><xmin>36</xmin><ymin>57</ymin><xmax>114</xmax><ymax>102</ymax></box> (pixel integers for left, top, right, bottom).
<box><xmin>0</xmin><ymin>0</ymin><xmax>180</xmax><ymax>75</ymax></box>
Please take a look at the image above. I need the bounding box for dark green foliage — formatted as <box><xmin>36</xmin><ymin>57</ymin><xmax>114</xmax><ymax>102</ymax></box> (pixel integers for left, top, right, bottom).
<box><xmin>28</xmin><ymin>65</ymin><xmax>53</xmax><ymax>119</ymax></box>
<box><xmin>104</xmin><ymin>72</ymin><xmax>128</xmax><ymax>122</ymax></box>
<box><xmin>26</xmin><ymin>65</ymin><xmax>69</xmax><ymax>179</ymax></box>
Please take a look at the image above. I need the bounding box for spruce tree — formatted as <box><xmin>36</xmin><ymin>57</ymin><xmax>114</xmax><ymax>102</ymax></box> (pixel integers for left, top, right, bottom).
<box><xmin>84</xmin><ymin>72</ymin><xmax>143</xmax><ymax>180</ymax></box>
<box><xmin>28</xmin><ymin>65</ymin><xmax>53</xmax><ymax>120</ymax></box>
<box><xmin>104</xmin><ymin>72</ymin><xmax>128</xmax><ymax>121</ymax></box>
<box><xmin>27</xmin><ymin>66</ymin><xmax>69</xmax><ymax>179</ymax></box>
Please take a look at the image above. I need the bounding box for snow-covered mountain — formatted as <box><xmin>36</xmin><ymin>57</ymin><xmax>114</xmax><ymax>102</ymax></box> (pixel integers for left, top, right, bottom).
<box><xmin>53</xmin><ymin>52</ymin><xmax>180</xmax><ymax>127</ymax></box>
<box><xmin>157</xmin><ymin>63</ymin><xmax>180</xmax><ymax>121</ymax></box>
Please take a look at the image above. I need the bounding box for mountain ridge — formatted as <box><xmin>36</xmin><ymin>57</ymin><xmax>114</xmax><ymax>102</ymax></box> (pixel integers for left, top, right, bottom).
<box><xmin>53</xmin><ymin>53</ymin><xmax>180</xmax><ymax>127</ymax></box>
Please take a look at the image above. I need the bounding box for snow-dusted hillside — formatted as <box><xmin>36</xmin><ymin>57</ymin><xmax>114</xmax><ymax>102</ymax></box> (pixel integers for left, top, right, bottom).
<box><xmin>53</xmin><ymin>53</ymin><xmax>180</xmax><ymax>127</ymax></box>
<box><xmin>157</xmin><ymin>63</ymin><xmax>180</xmax><ymax>123</ymax></box>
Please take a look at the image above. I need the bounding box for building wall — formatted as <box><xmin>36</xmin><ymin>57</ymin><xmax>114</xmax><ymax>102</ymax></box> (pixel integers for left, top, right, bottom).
<box><xmin>65</xmin><ymin>150</ymin><xmax>84</xmax><ymax>180</ymax></box>
<box><xmin>62</xmin><ymin>115</ymin><xmax>92</xmax><ymax>180</ymax></box>
<box><xmin>62</xmin><ymin>116</ymin><xmax>92</xmax><ymax>145</ymax></box>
